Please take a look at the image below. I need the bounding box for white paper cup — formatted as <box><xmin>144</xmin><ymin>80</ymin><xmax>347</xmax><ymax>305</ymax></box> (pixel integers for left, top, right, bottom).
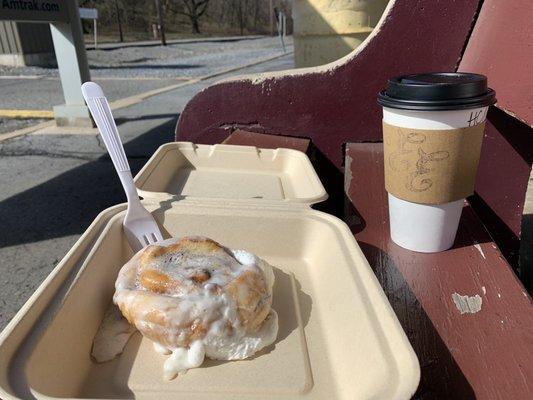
<box><xmin>378</xmin><ymin>73</ymin><xmax>495</xmax><ymax>253</ymax></box>
<box><xmin>383</xmin><ymin>106</ymin><xmax>488</xmax><ymax>252</ymax></box>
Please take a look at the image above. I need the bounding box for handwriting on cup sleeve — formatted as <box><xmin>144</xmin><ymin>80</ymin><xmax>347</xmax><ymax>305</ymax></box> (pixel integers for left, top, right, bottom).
<box><xmin>389</xmin><ymin>130</ymin><xmax>449</xmax><ymax>193</ymax></box>
<box><xmin>467</xmin><ymin>109</ymin><xmax>486</xmax><ymax>126</ymax></box>
<box><xmin>389</xmin><ymin>132</ymin><xmax>425</xmax><ymax>171</ymax></box>
<box><xmin>408</xmin><ymin>147</ymin><xmax>449</xmax><ymax>192</ymax></box>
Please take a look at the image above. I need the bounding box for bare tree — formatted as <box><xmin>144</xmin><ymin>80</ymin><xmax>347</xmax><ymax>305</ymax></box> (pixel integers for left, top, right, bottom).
<box><xmin>114</xmin><ymin>0</ymin><xmax>124</xmax><ymax>42</ymax></box>
<box><xmin>81</xmin><ymin>0</ymin><xmax>287</xmax><ymax>38</ymax></box>
<box><xmin>175</xmin><ymin>0</ymin><xmax>211</xmax><ymax>34</ymax></box>
<box><xmin>155</xmin><ymin>0</ymin><xmax>167</xmax><ymax>45</ymax></box>
<box><xmin>238</xmin><ymin>0</ymin><xmax>250</xmax><ymax>35</ymax></box>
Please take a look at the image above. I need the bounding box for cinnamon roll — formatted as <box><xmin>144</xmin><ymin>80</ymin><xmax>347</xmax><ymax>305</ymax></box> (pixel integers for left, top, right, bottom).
<box><xmin>113</xmin><ymin>236</ymin><xmax>278</xmax><ymax>379</ymax></box>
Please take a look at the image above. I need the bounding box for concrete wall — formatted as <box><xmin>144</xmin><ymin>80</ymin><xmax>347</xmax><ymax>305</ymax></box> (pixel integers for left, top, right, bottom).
<box><xmin>293</xmin><ymin>0</ymin><xmax>389</xmax><ymax>68</ymax></box>
<box><xmin>0</xmin><ymin>21</ymin><xmax>55</xmax><ymax>66</ymax></box>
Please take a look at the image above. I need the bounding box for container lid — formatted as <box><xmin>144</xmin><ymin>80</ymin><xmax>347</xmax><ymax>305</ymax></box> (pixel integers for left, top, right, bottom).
<box><xmin>377</xmin><ymin>72</ymin><xmax>496</xmax><ymax>110</ymax></box>
<box><xmin>135</xmin><ymin>142</ymin><xmax>328</xmax><ymax>205</ymax></box>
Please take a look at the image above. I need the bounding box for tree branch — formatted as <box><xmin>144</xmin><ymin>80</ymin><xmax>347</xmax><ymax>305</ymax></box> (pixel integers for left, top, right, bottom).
<box><xmin>197</xmin><ymin>0</ymin><xmax>210</xmax><ymax>17</ymax></box>
<box><xmin>181</xmin><ymin>0</ymin><xmax>193</xmax><ymax>15</ymax></box>
<box><xmin>166</xmin><ymin>4</ymin><xmax>192</xmax><ymax>17</ymax></box>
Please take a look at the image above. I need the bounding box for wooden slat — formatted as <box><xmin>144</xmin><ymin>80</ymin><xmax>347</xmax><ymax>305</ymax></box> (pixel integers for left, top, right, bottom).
<box><xmin>458</xmin><ymin>0</ymin><xmax>533</xmax><ymax>126</ymax></box>
<box><xmin>345</xmin><ymin>142</ymin><xmax>533</xmax><ymax>399</ymax></box>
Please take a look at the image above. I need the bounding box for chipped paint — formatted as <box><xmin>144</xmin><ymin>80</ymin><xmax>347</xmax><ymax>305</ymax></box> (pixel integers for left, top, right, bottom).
<box><xmin>452</xmin><ymin>293</ymin><xmax>483</xmax><ymax>314</ymax></box>
<box><xmin>473</xmin><ymin>241</ymin><xmax>486</xmax><ymax>259</ymax></box>
<box><xmin>497</xmin><ymin>293</ymin><xmax>501</xmax><ymax>298</ymax></box>
<box><xmin>481</xmin><ymin>286</ymin><xmax>486</xmax><ymax>295</ymax></box>
<box><xmin>344</xmin><ymin>154</ymin><xmax>353</xmax><ymax>196</ymax></box>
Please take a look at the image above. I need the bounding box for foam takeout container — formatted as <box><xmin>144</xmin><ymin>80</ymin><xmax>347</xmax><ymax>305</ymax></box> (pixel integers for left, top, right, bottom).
<box><xmin>0</xmin><ymin>142</ymin><xmax>420</xmax><ymax>399</ymax></box>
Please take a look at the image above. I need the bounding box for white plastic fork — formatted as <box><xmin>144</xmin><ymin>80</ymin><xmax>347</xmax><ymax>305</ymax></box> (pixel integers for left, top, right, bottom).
<box><xmin>81</xmin><ymin>81</ymin><xmax>163</xmax><ymax>252</ymax></box>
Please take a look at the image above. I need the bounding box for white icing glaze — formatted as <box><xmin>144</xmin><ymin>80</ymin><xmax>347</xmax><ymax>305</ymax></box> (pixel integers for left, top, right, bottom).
<box><xmin>113</xmin><ymin>237</ymin><xmax>278</xmax><ymax>379</ymax></box>
<box><xmin>160</xmin><ymin>311</ymin><xmax>277</xmax><ymax>380</ymax></box>
<box><xmin>202</xmin><ymin>309</ymin><xmax>278</xmax><ymax>360</ymax></box>
<box><xmin>232</xmin><ymin>249</ymin><xmax>256</xmax><ymax>266</ymax></box>
<box><xmin>153</xmin><ymin>342</ymin><xmax>172</xmax><ymax>355</ymax></box>
<box><xmin>163</xmin><ymin>341</ymin><xmax>206</xmax><ymax>380</ymax></box>
<box><xmin>91</xmin><ymin>304</ymin><xmax>136</xmax><ymax>363</ymax></box>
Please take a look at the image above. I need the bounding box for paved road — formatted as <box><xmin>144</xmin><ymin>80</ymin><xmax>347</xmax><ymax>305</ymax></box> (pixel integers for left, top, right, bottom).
<box><xmin>0</xmin><ymin>45</ymin><xmax>294</xmax><ymax>329</ymax></box>
<box><xmin>0</xmin><ymin>35</ymin><xmax>292</xmax><ymax>133</ymax></box>
<box><xmin>0</xmin><ymin>77</ymin><xmax>181</xmax><ymax>112</ymax></box>
<box><xmin>0</xmin><ymin>35</ymin><xmax>289</xmax><ymax>79</ymax></box>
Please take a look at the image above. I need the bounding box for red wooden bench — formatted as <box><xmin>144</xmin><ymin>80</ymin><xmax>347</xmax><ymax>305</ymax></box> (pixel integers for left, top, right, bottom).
<box><xmin>345</xmin><ymin>143</ymin><xmax>533</xmax><ymax>399</ymax></box>
<box><xmin>175</xmin><ymin>0</ymin><xmax>533</xmax><ymax>397</ymax></box>
<box><xmin>175</xmin><ymin>0</ymin><xmax>533</xmax><ymax>275</ymax></box>
<box><xmin>219</xmin><ymin>130</ymin><xmax>533</xmax><ymax>399</ymax></box>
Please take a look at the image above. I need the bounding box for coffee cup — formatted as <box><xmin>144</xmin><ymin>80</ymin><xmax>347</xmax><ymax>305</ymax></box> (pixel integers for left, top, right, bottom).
<box><xmin>378</xmin><ymin>73</ymin><xmax>496</xmax><ymax>252</ymax></box>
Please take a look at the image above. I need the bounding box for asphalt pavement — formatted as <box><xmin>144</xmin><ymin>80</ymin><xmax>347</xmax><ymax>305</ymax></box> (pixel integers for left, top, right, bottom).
<box><xmin>0</xmin><ymin>36</ymin><xmax>294</xmax><ymax>329</ymax></box>
<box><xmin>0</xmin><ymin>35</ymin><xmax>292</xmax><ymax>133</ymax></box>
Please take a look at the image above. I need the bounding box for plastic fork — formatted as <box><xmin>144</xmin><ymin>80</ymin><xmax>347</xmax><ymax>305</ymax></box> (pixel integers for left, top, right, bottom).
<box><xmin>81</xmin><ymin>81</ymin><xmax>163</xmax><ymax>252</ymax></box>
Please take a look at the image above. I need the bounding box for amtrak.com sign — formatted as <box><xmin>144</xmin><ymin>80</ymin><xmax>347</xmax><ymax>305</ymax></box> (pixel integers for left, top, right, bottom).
<box><xmin>0</xmin><ymin>0</ymin><xmax>69</xmax><ymax>22</ymax></box>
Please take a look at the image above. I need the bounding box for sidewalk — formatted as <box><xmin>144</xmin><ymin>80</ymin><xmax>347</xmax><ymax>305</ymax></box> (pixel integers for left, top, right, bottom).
<box><xmin>0</xmin><ymin>50</ymin><xmax>294</xmax><ymax>329</ymax></box>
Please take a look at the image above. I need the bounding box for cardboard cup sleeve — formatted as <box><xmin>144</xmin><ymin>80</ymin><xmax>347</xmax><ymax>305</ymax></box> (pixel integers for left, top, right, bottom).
<box><xmin>383</xmin><ymin>122</ymin><xmax>485</xmax><ymax>204</ymax></box>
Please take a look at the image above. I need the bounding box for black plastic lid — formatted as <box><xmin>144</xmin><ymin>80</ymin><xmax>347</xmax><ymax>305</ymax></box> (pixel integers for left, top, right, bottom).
<box><xmin>377</xmin><ymin>72</ymin><xmax>496</xmax><ymax>111</ymax></box>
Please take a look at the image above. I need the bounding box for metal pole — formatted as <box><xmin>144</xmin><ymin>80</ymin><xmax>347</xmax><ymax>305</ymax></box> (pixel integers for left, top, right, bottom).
<box><xmin>114</xmin><ymin>0</ymin><xmax>123</xmax><ymax>42</ymax></box>
<box><xmin>277</xmin><ymin>11</ymin><xmax>285</xmax><ymax>53</ymax></box>
<box><xmin>269</xmin><ymin>0</ymin><xmax>274</xmax><ymax>36</ymax></box>
<box><xmin>155</xmin><ymin>0</ymin><xmax>166</xmax><ymax>46</ymax></box>
<box><xmin>93</xmin><ymin>19</ymin><xmax>97</xmax><ymax>49</ymax></box>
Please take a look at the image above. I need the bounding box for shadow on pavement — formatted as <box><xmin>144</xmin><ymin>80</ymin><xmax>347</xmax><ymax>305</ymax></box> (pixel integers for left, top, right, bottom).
<box><xmin>0</xmin><ymin>116</ymin><xmax>178</xmax><ymax>249</ymax></box>
<box><xmin>91</xmin><ymin>36</ymin><xmax>262</xmax><ymax>52</ymax></box>
<box><xmin>115</xmin><ymin>113</ymin><xmax>179</xmax><ymax>126</ymax></box>
<box><xmin>89</xmin><ymin>64</ymin><xmax>202</xmax><ymax>70</ymax></box>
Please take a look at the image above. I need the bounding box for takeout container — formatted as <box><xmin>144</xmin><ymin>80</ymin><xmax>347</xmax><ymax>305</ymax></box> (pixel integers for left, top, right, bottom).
<box><xmin>0</xmin><ymin>142</ymin><xmax>420</xmax><ymax>400</ymax></box>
